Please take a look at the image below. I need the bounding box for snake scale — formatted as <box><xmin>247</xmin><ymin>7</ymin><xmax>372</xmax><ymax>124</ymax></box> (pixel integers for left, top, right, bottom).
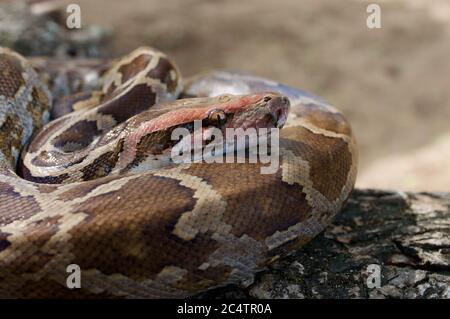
<box><xmin>0</xmin><ymin>46</ymin><xmax>358</xmax><ymax>298</ymax></box>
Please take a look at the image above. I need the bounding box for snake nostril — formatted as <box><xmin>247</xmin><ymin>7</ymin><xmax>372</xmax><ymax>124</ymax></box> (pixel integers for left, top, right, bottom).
<box><xmin>263</xmin><ymin>96</ymin><xmax>272</xmax><ymax>102</ymax></box>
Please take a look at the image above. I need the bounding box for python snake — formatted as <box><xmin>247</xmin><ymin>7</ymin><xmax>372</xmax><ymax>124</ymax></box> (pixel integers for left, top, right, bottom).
<box><xmin>0</xmin><ymin>46</ymin><xmax>358</xmax><ymax>298</ymax></box>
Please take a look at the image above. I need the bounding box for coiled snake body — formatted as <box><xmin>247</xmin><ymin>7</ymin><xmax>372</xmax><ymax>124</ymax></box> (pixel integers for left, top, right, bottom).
<box><xmin>0</xmin><ymin>47</ymin><xmax>357</xmax><ymax>298</ymax></box>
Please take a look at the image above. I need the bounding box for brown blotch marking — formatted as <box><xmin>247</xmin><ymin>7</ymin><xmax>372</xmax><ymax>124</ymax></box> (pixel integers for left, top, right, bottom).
<box><xmin>0</xmin><ymin>181</ymin><xmax>41</xmax><ymax>226</ymax></box>
<box><xmin>80</xmin><ymin>139</ymin><xmax>124</xmax><ymax>181</ymax></box>
<box><xmin>99</xmin><ymin>83</ymin><xmax>156</xmax><ymax>123</ymax></box>
<box><xmin>67</xmin><ymin>175</ymin><xmax>229</xmax><ymax>284</ymax></box>
<box><xmin>117</xmin><ymin>54</ymin><xmax>152</xmax><ymax>83</ymax></box>
<box><xmin>281</xmin><ymin>126</ymin><xmax>353</xmax><ymax>200</ymax></box>
<box><xmin>0</xmin><ymin>53</ymin><xmax>26</xmax><ymax>98</ymax></box>
<box><xmin>181</xmin><ymin>163</ymin><xmax>312</xmax><ymax>242</ymax></box>
<box><xmin>146</xmin><ymin>57</ymin><xmax>178</xmax><ymax>93</ymax></box>
<box><xmin>52</xmin><ymin>120</ymin><xmax>101</xmax><ymax>152</ymax></box>
<box><xmin>0</xmin><ymin>113</ymin><xmax>23</xmax><ymax>167</ymax></box>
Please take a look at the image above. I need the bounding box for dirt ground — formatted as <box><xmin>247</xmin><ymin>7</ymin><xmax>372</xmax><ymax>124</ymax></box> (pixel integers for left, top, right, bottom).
<box><xmin>32</xmin><ymin>0</ymin><xmax>450</xmax><ymax>191</ymax></box>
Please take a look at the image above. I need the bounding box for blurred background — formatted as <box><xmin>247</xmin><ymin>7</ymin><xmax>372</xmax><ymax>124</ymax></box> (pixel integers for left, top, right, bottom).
<box><xmin>1</xmin><ymin>0</ymin><xmax>449</xmax><ymax>192</ymax></box>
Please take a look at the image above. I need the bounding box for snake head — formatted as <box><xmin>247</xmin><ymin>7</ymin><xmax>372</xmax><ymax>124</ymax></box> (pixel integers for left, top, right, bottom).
<box><xmin>215</xmin><ymin>92</ymin><xmax>290</xmax><ymax>130</ymax></box>
<box><xmin>124</xmin><ymin>91</ymin><xmax>290</xmax><ymax>136</ymax></box>
<box><xmin>115</xmin><ymin>92</ymin><xmax>290</xmax><ymax>172</ymax></box>
<box><xmin>172</xmin><ymin>91</ymin><xmax>290</xmax><ymax>138</ymax></box>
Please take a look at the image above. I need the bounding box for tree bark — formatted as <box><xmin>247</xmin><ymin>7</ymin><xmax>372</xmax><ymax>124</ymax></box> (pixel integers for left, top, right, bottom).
<box><xmin>196</xmin><ymin>189</ymin><xmax>450</xmax><ymax>299</ymax></box>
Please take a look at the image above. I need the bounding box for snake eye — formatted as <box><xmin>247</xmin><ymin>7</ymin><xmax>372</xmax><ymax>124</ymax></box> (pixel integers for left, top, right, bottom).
<box><xmin>208</xmin><ymin>109</ymin><xmax>227</xmax><ymax>126</ymax></box>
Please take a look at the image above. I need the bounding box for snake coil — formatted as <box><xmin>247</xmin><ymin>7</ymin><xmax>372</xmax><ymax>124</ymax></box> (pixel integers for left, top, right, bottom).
<box><xmin>0</xmin><ymin>47</ymin><xmax>357</xmax><ymax>298</ymax></box>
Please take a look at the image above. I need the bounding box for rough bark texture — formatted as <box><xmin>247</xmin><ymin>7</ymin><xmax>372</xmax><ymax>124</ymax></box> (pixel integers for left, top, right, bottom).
<box><xmin>196</xmin><ymin>189</ymin><xmax>450</xmax><ymax>299</ymax></box>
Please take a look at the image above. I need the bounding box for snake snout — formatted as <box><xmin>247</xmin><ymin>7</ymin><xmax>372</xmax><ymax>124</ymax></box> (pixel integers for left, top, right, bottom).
<box><xmin>266</xmin><ymin>95</ymin><xmax>290</xmax><ymax>128</ymax></box>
